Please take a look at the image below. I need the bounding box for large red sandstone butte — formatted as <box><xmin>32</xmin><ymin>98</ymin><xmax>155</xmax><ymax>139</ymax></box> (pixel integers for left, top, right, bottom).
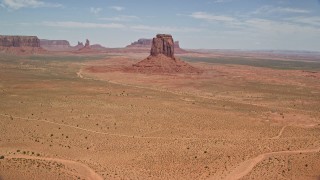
<box><xmin>150</xmin><ymin>34</ymin><xmax>174</xmax><ymax>58</ymax></box>
<box><xmin>132</xmin><ymin>34</ymin><xmax>201</xmax><ymax>74</ymax></box>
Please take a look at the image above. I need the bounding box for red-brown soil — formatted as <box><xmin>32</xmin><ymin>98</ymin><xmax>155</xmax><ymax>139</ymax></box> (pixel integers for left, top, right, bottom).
<box><xmin>0</xmin><ymin>46</ymin><xmax>46</xmax><ymax>55</ymax></box>
<box><xmin>130</xmin><ymin>54</ymin><xmax>202</xmax><ymax>74</ymax></box>
<box><xmin>1</xmin><ymin>51</ymin><xmax>320</xmax><ymax>180</ymax></box>
<box><xmin>86</xmin><ymin>55</ymin><xmax>202</xmax><ymax>74</ymax></box>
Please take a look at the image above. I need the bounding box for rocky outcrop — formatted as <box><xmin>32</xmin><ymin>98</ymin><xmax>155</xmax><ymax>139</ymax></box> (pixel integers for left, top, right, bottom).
<box><xmin>0</xmin><ymin>35</ymin><xmax>40</xmax><ymax>47</ymax></box>
<box><xmin>0</xmin><ymin>35</ymin><xmax>45</xmax><ymax>54</ymax></box>
<box><xmin>131</xmin><ymin>34</ymin><xmax>201</xmax><ymax>74</ymax></box>
<box><xmin>74</xmin><ymin>41</ymin><xmax>84</xmax><ymax>50</ymax></box>
<box><xmin>150</xmin><ymin>34</ymin><xmax>174</xmax><ymax>58</ymax></box>
<box><xmin>84</xmin><ymin>39</ymin><xmax>90</xmax><ymax>48</ymax></box>
<box><xmin>78</xmin><ymin>39</ymin><xmax>92</xmax><ymax>52</ymax></box>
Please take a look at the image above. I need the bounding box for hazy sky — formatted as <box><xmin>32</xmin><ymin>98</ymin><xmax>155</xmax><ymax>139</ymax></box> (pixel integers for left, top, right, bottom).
<box><xmin>1</xmin><ymin>0</ymin><xmax>320</xmax><ymax>51</ymax></box>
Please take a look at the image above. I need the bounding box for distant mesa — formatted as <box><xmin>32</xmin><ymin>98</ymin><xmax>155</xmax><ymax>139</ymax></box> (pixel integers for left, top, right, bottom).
<box><xmin>90</xmin><ymin>44</ymin><xmax>108</xmax><ymax>51</ymax></box>
<box><xmin>126</xmin><ymin>39</ymin><xmax>152</xmax><ymax>48</ymax></box>
<box><xmin>40</xmin><ymin>39</ymin><xmax>71</xmax><ymax>51</ymax></box>
<box><xmin>0</xmin><ymin>35</ymin><xmax>45</xmax><ymax>54</ymax></box>
<box><xmin>40</xmin><ymin>39</ymin><xmax>81</xmax><ymax>51</ymax></box>
<box><xmin>39</xmin><ymin>38</ymin><xmax>107</xmax><ymax>52</ymax></box>
<box><xmin>126</xmin><ymin>37</ymin><xmax>188</xmax><ymax>54</ymax></box>
<box><xmin>0</xmin><ymin>35</ymin><xmax>40</xmax><ymax>47</ymax></box>
<box><xmin>131</xmin><ymin>34</ymin><xmax>201</xmax><ymax>74</ymax></box>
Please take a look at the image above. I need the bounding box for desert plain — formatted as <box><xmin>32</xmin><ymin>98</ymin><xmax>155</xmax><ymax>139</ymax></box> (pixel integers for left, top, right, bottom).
<box><xmin>0</xmin><ymin>48</ymin><xmax>320</xmax><ymax>180</ymax></box>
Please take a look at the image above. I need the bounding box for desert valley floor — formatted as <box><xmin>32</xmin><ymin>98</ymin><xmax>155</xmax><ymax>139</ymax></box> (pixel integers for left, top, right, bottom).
<box><xmin>0</xmin><ymin>52</ymin><xmax>320</xmax><ymax>180</ymax></box>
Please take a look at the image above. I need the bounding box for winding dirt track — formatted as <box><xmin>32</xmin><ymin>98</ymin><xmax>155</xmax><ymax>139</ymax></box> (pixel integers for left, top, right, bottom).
<box><xmin>269</xmin><ymin>126</ymin><xmax>287</xmax><ymax>140</ymax></box>
<box><xmin>0</xmin><ymin>114</ymin><xmax>205</xmax><ymax>140</ymax></box>
<box><xmin>1</xmin><ymin>70</ymin><xmax>318</xmax><ymax>179</ymax></box>
<box><xmin>2</xmin><ymin>113</ymin><xmax>318</xmax><ymax>180</ymax></box>
<box><xmin>6</xmin><ymin>155</ymin><xmax>103</xmax><ymax>180</ymax></box>
<box><xmin>77</xmin><ymin>69</ymin><xmax>312</xmax><ymax>114</ymax></box>
<box><xmin>0</xmin><ymin>114</ymin><xmax>308</xmax><ymax>141</ymax></box>
<box><xmin>214</xmin><ymin>147</ymin><xmax>320</xmax><ymax>180</ymax></box>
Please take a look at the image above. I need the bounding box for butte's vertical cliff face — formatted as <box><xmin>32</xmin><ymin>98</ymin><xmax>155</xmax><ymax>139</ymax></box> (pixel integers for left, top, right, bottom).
<box><xmin>150</xmin><ymin>34</ymin><xmax>175</xmax><ymax>58</ymax></box>
<box><xmin>0</xmin><ymin>35</ymin><xmax>40</xmax><ymax>47</ymax></box>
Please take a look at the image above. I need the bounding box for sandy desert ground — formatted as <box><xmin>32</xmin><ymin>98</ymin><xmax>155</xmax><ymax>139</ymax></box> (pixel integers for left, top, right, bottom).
<box><xmin>0</xmin><ymin>51</ymin><xmax>320</xmax><ymax>179</ymax></box>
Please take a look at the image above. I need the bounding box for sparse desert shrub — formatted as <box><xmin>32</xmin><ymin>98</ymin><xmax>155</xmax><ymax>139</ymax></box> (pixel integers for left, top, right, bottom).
<box><xmin>0</xmin><ymin>155</ymin><xmax>4</xmax><ymax>159</ymax></box>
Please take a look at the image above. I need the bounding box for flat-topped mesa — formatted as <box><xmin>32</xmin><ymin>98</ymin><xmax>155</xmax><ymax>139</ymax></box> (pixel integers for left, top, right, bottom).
<box><xmin>150</xmin><ymin>34</ymin><xmax>174</xmax><ymax>58</ymax></box>
<box><xmin>40</xmin><ymin>39</ymin><xmax>70</xmax><ymax>47</ymax></box>
<box><xmin>0</xmin><ymin>35</ymin><xmax>40</xmax><ymax>47</ymax></box>
<box><xmin>40</xmin><ymin>39</ymin><xmax>71</xmax><ymax>51</ymax></box>
<box><xmin>131</xmin><ymin>39</ymin><xmax>152</xmax><ymax>47</ymax></box>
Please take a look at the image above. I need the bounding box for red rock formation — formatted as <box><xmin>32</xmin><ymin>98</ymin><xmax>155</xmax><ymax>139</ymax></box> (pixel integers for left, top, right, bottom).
<box><xmin>78</xmin><ymin>39</ymin><xmax>92</xmax><ymax>52</ymax></box>
<box><xmin>132</xmin><ymin>54</ymin><xmax>201</xmax><ymax>73</ymax></box>
<box><xmin>150</xmin><ymin>34</ymin><xmax>174</xmax><ymax>58</ymax></box>
<box><xmin>74</xmin><ymin>41</ymin><xmax>84</xmax><ymax>50</ymax></box>
<box><xmin>0</xmin><ymin>35</ymin><xmax>45</xmax><ymax>54</ymax></box>
<box><xmin>0</xmin><ymin>35</ymin><xmax>40</xmax><ymax>47</ymax></box>
<box><xmin>84</xmin><ymin>39</ymin><xmax>90</xmax><ymax>47</ymax></box>
<box><xmin>131</xmin><ymin>34</ymin><xmax>201</xmax><ymax>74</ymax></box>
